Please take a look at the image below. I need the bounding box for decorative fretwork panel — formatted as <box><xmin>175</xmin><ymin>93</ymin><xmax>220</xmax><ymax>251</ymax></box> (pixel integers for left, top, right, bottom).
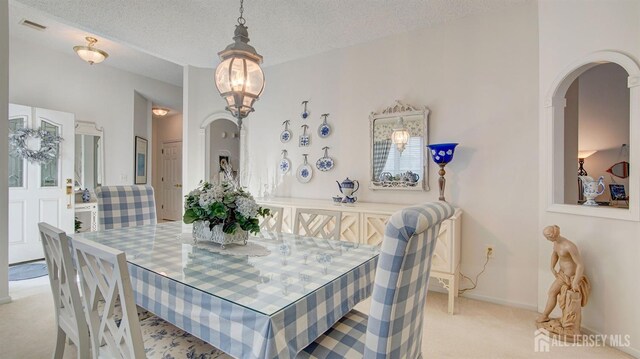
<box><xmin>339</xmin><ymin>212</ymin><xmax>360</xmax><ymax>243</ymax></box>
<box><xmin>363</xmin><ymin>213</ymin><xmax>389</xmax><ymax>246</ymax></box>
<box><xmin>293</xmin><ymin>209</ymin><xmax>342</xmax><ymax>240</ymax></box>
<box><xmin>431</xmin><ymin>221</ymin><xmax>452</xmax><ymax>273</ymax></box>
<box><xmin>281</xmin><ymin>207</ymin><xmax>293</xmax><ymax>233</ymax></box>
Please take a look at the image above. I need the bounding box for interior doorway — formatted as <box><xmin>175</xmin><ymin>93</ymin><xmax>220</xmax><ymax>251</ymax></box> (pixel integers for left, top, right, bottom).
<box><xmin>151</xmin><ymin>111</ymin><xmax>183</xmax><ymax>221</ymax></box>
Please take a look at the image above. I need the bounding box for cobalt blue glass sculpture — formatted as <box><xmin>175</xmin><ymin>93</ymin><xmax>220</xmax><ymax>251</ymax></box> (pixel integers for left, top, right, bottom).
<box><xmin>426</xmin><ymin>143</ymin><xmax>458</xmax><ymax>201</ymax></box>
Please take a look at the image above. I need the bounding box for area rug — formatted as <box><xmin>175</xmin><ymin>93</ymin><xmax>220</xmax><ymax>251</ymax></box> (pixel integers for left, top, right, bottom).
<box><xmin>9</xmin><ymin>262</ymin><xmax>48</xmax><ymax>281</ymax></box>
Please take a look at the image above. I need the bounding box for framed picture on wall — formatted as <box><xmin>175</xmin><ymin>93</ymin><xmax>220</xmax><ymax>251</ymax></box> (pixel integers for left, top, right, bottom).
<box><xmin>134</xmin><ymin>136</ymin><xmax>148</xmax><ymax>184</ymax></box>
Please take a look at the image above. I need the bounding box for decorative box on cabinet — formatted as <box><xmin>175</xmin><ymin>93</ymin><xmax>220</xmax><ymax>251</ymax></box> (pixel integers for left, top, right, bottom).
<box><xmin>257</xmin><ymin>197</ymin><xmax>462</xmax><ymax>314</ymax></box>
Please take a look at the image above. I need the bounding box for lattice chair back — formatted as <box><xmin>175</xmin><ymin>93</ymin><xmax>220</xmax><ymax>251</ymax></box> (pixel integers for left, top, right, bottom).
<box><xmin>73</xmin><ymin>237</ymin><xmax>146</xmax><ymax>359</ymax></box>
<box><xmin>364</xmin><ymin>201</ymin><xmax>455</xmax><ymax>358</ymax></box>
<box><xmin>38</xmin><ymin>223</ymin><xmax>91</xmax><ymax>359</ymax></box>
<box><xmin>96</xmin><ymin>185</ymin><xmax>157</xmax><ymax>230</ymax></box>
<box><xmin>260</xmin><ymin>205</ymin><xmax>284</xmax><ymax>232</ymax></box>
<box><xmin>293</xmin><ymin>208</ymin><xmax>342</xmax><ymax>240</ymax></box>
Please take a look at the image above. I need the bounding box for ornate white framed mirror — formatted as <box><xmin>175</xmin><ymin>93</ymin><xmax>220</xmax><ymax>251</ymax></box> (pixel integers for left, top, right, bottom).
<box><xmin>74</xmin><ymin>121</ymin><xmax>104</xmax><ymax>190</ymax></box>
<box><xmin>369</xmin><ymin>101</ymin><xmax>430</xmax><ymax>191</ymax></box>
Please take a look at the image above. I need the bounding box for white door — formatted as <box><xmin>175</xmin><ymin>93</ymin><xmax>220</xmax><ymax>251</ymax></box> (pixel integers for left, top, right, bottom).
<box><xmin>8</xmin><ymin>104</ymin><xmax>75</xmax><ymax>264</ymax></box>
<box><xmin>160</xmin><ymin>141</ymin><xmax>182</xmax><ymax>221</ymax></box>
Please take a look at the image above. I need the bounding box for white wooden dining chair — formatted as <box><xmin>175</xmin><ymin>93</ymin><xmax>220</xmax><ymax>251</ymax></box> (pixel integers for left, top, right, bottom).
<box><xmin>38</xmin><ymin>222</ymin><xmax>91</xmax><ymax>359</ymax></box>
<box><xmin>298</xmin><ymin>201</ymin><xmax>455</xmax><ymax>358</ymax></box>
<box><xmin>260</xmin><ymin>205</ymin><xmax>284</xmax><ymax>232</ymax></box>
<box><xmin>73</xmin><ymin>236</ymin><xmax>231</xmax><ymax>359</ymax></box>
<box><xmin>95</xmin><ymin>185</ymin><xmax>157</xmax><ymax>230</ymax></box>
<box><xmin>293</xmin><ymin>208</ymin><xmax>342</xmax><ymax>240</ymax></box>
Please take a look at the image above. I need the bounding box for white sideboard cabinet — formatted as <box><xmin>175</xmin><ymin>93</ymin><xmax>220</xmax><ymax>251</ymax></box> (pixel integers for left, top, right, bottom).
<box><xmin>256</xmin><ymin>197</ymin><xmax>462</xmax><ymax>314</ymax></box>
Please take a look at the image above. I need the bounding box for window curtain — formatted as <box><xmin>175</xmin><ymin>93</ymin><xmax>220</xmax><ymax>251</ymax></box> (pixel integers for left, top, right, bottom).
<box><xmin>373</xmin><ymin>139</ymin><xmax>392</xmax><ymax>180</ymax></box>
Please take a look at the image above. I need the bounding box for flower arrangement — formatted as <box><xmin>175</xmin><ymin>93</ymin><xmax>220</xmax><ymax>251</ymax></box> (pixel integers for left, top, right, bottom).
<box><xmin>183</xmin><ymin>181</ymin><xmax>269</xmax><ymax>235</ymax></box>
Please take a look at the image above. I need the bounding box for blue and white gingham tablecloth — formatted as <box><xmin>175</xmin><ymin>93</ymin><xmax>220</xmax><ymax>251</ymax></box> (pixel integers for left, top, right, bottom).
<box><xmin>74</xmin><ymin>222</ymin><xmax>378</xmax><ymax>359</ymax></box>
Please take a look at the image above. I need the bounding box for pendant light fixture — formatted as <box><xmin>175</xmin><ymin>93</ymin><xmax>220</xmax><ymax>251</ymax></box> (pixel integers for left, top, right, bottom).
<box><xmin>391</xmin><ymin>117</ymin><xmax>411</xmax><ymax>154</ymax></box>
<box><xmin>73</xmin><ymin>36</ymin><xmax>109</xmax><ymax>65</ymax></box>
<box><xmin>214</xmin><ymin>0</ymin><xmax>265</xmax><ymax>129</ymax></box>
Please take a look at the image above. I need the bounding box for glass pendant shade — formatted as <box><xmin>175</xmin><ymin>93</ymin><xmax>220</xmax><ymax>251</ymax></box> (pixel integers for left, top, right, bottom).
<box><xmin>391</xmin><ymin>118</ymin><xmax>410</xmax><ymax>153</ymax></box>
<box><xmin>73</xmin><ymin>37</ymin><xmax>108</xmax><ymax>65</ymax></box>
<box><xmin>152</xmin><ymin>108</ymin><xmax>169</xmax><ymax>116</ymax></box>
<box><xmin>214</xmin><ymin>22</ymin><xmax>265</xmax><ymax>122</ymax></box>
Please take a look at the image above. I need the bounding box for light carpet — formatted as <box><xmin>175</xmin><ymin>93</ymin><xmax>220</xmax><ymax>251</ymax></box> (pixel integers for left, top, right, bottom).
<box><xmin>0</xmin><ymin>276</ymin><xmax>632</xmax><ymax>358</ymax></box>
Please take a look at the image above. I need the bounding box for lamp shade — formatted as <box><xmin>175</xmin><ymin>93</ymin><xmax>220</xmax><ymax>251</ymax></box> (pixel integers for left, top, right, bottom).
<box><xmin>427</xmin><ymin>143</ymin><xmax>459</xmax><ymax>164</ymax></box>
<box><xmin>73</xmin><ymin>37</ymin><xmax>108</xmax><ymax>65</ymax></box>
<box><xmin>214</xmin><ymin>23</ymin><xmax>265</xmax><ymax>121</ymax></box>
<box><xmin>578</xmin><ymin>150</ymin><xmax>597</xmax><ymax>159</ymax></box>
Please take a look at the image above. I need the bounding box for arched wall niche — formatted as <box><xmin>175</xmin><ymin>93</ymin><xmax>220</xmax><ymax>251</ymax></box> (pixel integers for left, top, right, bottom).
<box><xmin>199</xmin><ymin>111</ymin><xmax>247</xmax><ymax>185</ymax></box>
<box><xmin>543</xmin><ymin>50</ymin><xmax>640</xmax><ymax>221</ymax></box>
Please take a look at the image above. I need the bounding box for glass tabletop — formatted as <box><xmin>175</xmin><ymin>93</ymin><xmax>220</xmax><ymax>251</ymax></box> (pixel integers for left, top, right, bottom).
<box><xmin>73</xmin><ymin>222</ymin><xmax>379</xmax><ymax>316</ymax></box>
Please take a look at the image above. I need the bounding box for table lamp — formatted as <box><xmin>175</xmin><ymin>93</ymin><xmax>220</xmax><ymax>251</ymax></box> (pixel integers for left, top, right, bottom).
<box><xmin>577</xmin><ymin>150</ymin><xmax>597</xmax><ymax>203</ymax></box>
<box><xmin>427</xmin><ymin>143</ymin><xmax>458</xmax><ymax>202</ymax></box>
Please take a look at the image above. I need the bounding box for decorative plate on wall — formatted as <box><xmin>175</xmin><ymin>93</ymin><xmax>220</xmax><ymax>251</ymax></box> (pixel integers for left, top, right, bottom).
<box><xmin>299</xmin><ymin>124</ymin><xmax>310</xmax><ymax>147</ymax></box>
<box><xmin>297</xmin><ymin>154</ymin><xmax>313</xmax><ymax>183</ymax></box>
<box><xmin>279</xmin><ymin>150</ymin><xmax>291</xmax><ymax>174</ymax></box>
<box><xmin>301</xmin><ymin>100</ymin><xmax>310</xmax><ymax>120</ymax></box>
<box><xmin>318</xmin><ymin>113</ymin><xmax>331</xmax><ymax>138</ymax></box>
<box><xmin>280</xmin><ymin>120</ymin><xmax>292</xmax><ymax>143</ymax></box>
<box><xmin>316</xmin><ymin>146</ymin><xmax>334</xmax><ymax>172</ymax></box>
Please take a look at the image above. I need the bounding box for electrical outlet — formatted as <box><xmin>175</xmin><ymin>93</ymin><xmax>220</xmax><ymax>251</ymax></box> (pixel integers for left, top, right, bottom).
<box><xmin>485</xmin><ymin>245</ymin><xmax>494</xmax><ymax>257</ymax></box>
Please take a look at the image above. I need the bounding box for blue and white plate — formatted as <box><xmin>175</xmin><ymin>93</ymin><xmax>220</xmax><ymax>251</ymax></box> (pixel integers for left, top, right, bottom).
<box><xmin>296</xmin><ymin>163</ymin><xmax>313</xmax><ymax>183</ymax></box>
<box><xmin>279</xmin><ymin>158</ymin><xmax>291</xmax><ymax>174</ymax></box>
<box><xmin>318</xmin><ymin>123</ymin><xmax>331</xmax><ymax>138</ymax></box>
<box><xmin>316</xmin><ymin>157</ymin><xmax>334</xmax><ymax>172</ymax></box>
<box><xmin>280</xmin><ymin>130</ymin><xmax>291</xmax><ymax>143</ymax></box>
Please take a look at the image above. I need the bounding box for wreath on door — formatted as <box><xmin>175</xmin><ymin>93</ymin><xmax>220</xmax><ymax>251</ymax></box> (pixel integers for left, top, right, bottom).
<box><xmin>8</xmin><ymin>127</ymin><xmax>63</xmax><ymax>164</ymax></box>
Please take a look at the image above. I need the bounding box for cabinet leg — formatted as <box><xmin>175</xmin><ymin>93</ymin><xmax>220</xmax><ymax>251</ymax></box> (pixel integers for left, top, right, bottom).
<box><xmin>448</xmin><ymin>281</ymin><xmax>455</xmax><ymax>315</ymax></box>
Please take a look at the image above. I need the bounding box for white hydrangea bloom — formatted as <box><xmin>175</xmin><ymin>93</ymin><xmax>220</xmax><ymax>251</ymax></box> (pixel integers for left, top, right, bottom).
<box><xmin>236</xmin><ymin>197</ymin><xmax>259</xmax><ymax>218</ymax></box>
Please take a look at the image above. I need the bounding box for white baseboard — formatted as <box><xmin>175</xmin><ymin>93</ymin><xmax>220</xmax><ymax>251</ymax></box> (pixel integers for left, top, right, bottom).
<box><xmin>427</xmin><ymin>284</ymin><xmax>538</xmax><ymax>311</ymax></box>
<box><xmin>581</xmin><ymin>326</ymin><xmax>640</xmax><ymax>358</ymax></box>
<box><xmin>0</xmin><ymin>295</ymin><xmax>12</xmax><ymax>305</ymax></box>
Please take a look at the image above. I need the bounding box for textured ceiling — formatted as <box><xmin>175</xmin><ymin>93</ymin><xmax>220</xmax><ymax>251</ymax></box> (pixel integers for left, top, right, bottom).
<box><xmin>12</xmin><ymin>0</ymin><xmax>528</xmax><ymax>70</ymax></box>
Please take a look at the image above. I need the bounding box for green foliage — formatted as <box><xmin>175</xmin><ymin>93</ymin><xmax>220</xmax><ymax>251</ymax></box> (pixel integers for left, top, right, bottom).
<box><xmin>183</xmin><ymin>181</ymin><xmax>268</xmax><ymax>236</ymax></box>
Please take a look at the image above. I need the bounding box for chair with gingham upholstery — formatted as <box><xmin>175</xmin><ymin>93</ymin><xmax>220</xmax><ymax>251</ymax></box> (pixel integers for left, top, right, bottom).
<box><xmin>298</xmin><ymin>201</ymin><xmax>455</xmax><ymax>359</ymax></box>
<box><xmin>95</xmin><ymin>185</ymin><xmax>157</xmax><ymax>230</ymax></box>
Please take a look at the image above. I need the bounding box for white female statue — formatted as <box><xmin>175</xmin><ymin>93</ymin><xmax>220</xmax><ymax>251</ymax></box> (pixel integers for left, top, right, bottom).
<box><xmin>536</xmin><ymin>225</ymin><xmax>591</xmax><ymax>340</ymax></box>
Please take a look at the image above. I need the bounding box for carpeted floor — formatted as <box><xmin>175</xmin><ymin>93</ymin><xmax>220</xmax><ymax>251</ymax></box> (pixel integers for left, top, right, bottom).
<box><xmin>0</xmin><ymin>276</ymin><xmax>633</xmax><ymax>359</ymax></box>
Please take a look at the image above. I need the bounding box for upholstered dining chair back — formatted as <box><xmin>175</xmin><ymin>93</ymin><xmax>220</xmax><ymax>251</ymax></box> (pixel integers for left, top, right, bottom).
<box><xmin>38</xmin><ymin>222</ymin><xmax>90</xmax><ymax>359</ymax></box>
<box><xmin>364</xmin><ymin>201</ymin><xmax>455</xmax><ymax>358</ymax></box>
<box><xmin>260</xmin><ymin>205</ymin><xmax>284</xmax><ymax>232</ymax></box>
<box><xmin>73</xmin><ymin>237</ymin><xmax>146</xmax><ymax>359</ymax></box>
<box><xmin>96</xmin><ymin>185</ymin><xmax>157</xmax><ymax>230</ymax></box>
<box><xmin>293</xmin><ymin>208</ymin><xmax>342</xmax><ymax>240</ymax></box>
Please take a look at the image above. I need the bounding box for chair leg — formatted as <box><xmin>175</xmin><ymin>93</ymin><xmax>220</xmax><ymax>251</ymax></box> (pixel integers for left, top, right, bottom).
<box><xmin>53</xmin><ymin>327</ymin><xmax>66</xmax><ymax>359</ymax></box>
<box><xmin>76</xmin><ymin>335</ymin><xmax>91</xmax><ymax>359</ymax></box>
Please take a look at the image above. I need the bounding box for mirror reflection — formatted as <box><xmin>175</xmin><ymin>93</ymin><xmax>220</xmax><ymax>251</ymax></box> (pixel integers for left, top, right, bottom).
<box><xmin>369</xmin><ymin>102</ymin><xmax>429</xmax><ymax>191</ymax></box>
<box><xmin>74</xmin><ymin>122</ymin><xmax>104</xmax><ymax>190</ymax></box>
<box><xmin>206</xmin><ymin>118</ymin><xmax>240</xmax><ymax>183</ymax></box>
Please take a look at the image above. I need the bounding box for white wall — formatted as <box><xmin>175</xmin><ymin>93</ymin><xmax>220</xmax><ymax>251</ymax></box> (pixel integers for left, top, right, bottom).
<box><xmin>183</xmin><ymin>2</ymin><xmax>540</xmax><ymax>308</ymax></box>
<box><xmin>0</xmin><ymin>0</ymin><xmax>11</xmax><ymax>304</ymax></box>
<box><xmin>539</xmin><ymin>0</ymin><xmax>640</xmax><ymax>355</ymax></box>
<box><xmin>9</xmin><ymin>38</ymin><xmax>182</xmax><ymax>185</ymax></box>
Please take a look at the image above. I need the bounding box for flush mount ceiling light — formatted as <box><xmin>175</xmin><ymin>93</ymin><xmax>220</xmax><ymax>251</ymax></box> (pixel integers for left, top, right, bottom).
<box><xmin>73</xmin><ymin>36</ymin><xmax>109</xmax><ymax>65</ymax></box>
<box><xmin>152</xmin><ymin>108</ymin><xmax>170</xmax><ymax>116</ymax></box>
<box><xmin>214</xmin><ymin>0</ymin><xmax>265</xmax><ymax>129</ymax></box>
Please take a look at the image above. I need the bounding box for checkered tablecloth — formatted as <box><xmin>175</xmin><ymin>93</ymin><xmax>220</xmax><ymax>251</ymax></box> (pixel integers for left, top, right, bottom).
<box><xmin>74</xmin><ymin>222</ymin><xmax>378</xmax><ymax>359</ymax></box>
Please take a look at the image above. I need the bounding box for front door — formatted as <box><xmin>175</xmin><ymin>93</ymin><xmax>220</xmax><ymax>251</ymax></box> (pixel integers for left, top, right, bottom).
<box><xmin>8</xmin><ymin>104</ymin><xmax>75</xmax><ymax>264</ymax></box>
<box><xmin>160</xmin><ymin>141</ymin><xmax>182</xmax><ymax>221</ymax></box>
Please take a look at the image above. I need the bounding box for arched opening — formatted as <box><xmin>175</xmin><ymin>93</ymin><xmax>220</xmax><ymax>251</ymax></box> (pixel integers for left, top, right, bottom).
<box><xmin>544</xmin><ymin>51</ymin><xmax>640</xmax><ymax>220</ymax></box>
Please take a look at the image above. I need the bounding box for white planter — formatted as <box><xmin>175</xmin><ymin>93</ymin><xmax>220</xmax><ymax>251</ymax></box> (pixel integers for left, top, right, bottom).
<box><xmin>192</xmin><ymin>221</ymin><xmax>248</xmax><ymax>248</ymax></box>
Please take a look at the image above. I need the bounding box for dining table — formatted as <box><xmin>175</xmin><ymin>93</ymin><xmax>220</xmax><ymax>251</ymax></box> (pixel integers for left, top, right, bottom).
<box><xmin>72</xmin><ymin>222</ymin><xmax>379</xmax><ymax>359</ymax></box>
